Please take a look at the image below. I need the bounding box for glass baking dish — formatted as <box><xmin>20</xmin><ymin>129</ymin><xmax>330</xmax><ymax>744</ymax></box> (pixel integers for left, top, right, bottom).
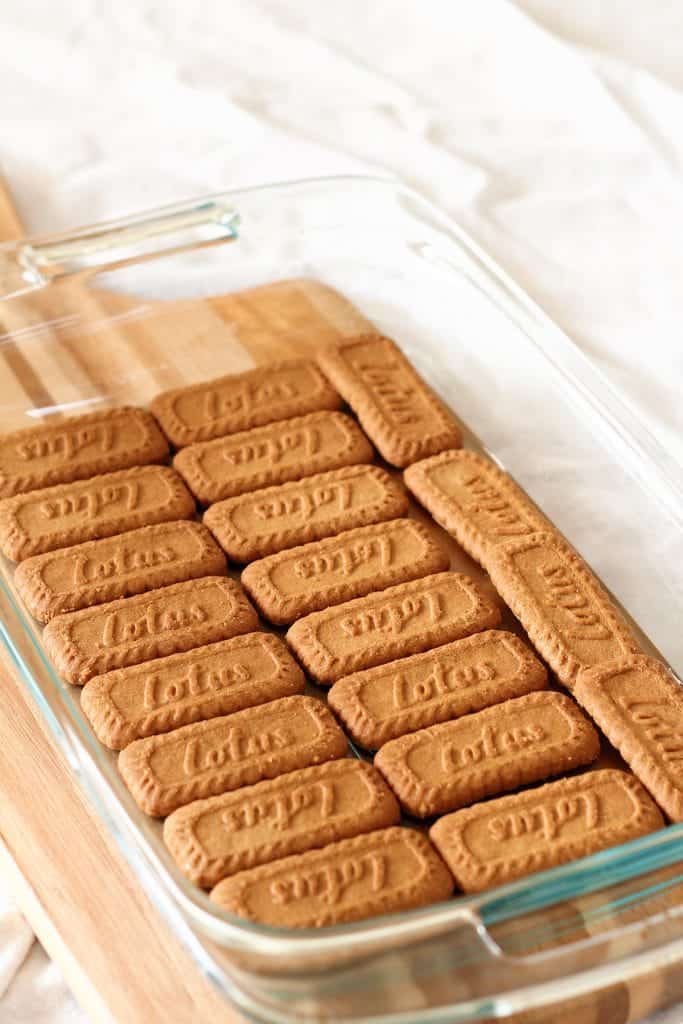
<box><xmin>1</xmin><ymin>175</ymin><xmax>683</xmax><ymax>1023</ymax></box>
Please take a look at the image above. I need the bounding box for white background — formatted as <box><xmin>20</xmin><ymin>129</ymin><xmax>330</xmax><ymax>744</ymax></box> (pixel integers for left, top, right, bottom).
<box><xmin>1</xmin><ymin>1</ymin><xmax>682</xmax><ymax>1020</ymax></box>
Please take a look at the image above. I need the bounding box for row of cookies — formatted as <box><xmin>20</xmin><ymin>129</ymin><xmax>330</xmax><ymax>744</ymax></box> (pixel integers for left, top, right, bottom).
<box><xmin>404</xmin><ymin>447</ymin><xmax>683</xmax><ymax>820</ymax></box>
<box><xmin>0</xmin><ymin>336</ymin><xmax>669</xmax><ymax>929</ymax></box>
<box><xmin>144</xmin><ymin>341</ymin><xmax>662</xmax><ymax>918</ymax></box>
<box><xmin>0</xmin><ymin>340</ymin><xmax>478</xmax><ymax>928</ymax></box>
<box><xmin>136</xmin><ymin>340</ymin><xmax>504</xmax><ymax>924</ymax></box>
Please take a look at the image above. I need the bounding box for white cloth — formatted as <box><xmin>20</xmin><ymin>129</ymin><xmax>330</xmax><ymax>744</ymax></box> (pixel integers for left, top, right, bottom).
<box><xmin>1</xmin><ymin>2</ymin><xmax>683</xmax><ymax>1021</ymax></box>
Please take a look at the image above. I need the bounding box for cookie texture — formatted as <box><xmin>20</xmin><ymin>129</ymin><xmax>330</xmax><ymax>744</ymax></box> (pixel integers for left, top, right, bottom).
<box><xmin>317</xmin><ymin>334</ymin><xmax>462</xmax><ymax>467</ymax></box>
<box><xmin>486</xmin><ymin>532</ymin><xmax>639</xmax><ymax>689</ymax></box>
<box><xmin>43</xmin><ymin>576</ymin><xmax>258</xmax><ymax>685</ymax></box>
<box><xmin>242</xmin><ymin>519</ymin><xmax>449</xmax><ymax>625</ymax></box>
<box><xmin>374</xmin><ymin>691</ymin><xmax>600</xmax><ymax>817</ymax></box>
<box><xmin>151</xmin><ymin>359</ymin><xmax>342</xmax><ymax>446</ymax></box>
<box><xmin>574</xmin><ymin>656</ymin><xmax>683</xmax><ymax>822</ymax></box>
<box><xmin>0</xmin><ymin>465</ymin><xmax>195</xmax><ymax>562</ymax></box>
<box><xmin>81</xmin><ymin>632</ymin><xmax>304</xmax><ymax>750</ymax></box>
<box><xmin>430</xmin><ymin>770</ymin><xmax>664</xmax><ymax>893</ymax></box>
<box><xmin>404</xmin><ymin>450</ymin><xmax>549</xmax><ymax>564</ymax></box>
<box><xmin>203</xmin><ymin>464</ymin><xmax>408</xmax><ymax>562</ymax></box>
<box><xmin>210</xmin><ymin>826</ymin><xmax>453</xmax><ymax>927</ymax></box>
<box><xmin>118</xmin><ymin>695</ymin><xmax>348</xmax><ymax>816</ymax></box>
<box><xmin>15</xmin><ymin>520</ymin><xmax>226</xmax><ymax>623</ymax></box>
<box><xmin>163</xmin><ymin>759</ymin><xmax>399</xmax><ymax>887</ymax></box>
<box><xmin>329</xmin><ymin>630</ymin><xmax>548</xmax><ymax>749</ymax></box>
<box><xmin>0</xmin><ymin>406</ymin><xmax>168</xmax><ymax>498</ymax></box>
<box><xmin>174</xmin><ymin>411</ymin><xmax>374</xmax><ymax>503</ymax></box>
<box><xmin>286</xmin><ymin>571</ymin><xmax>501</xmax><ymax>685</ymax></box>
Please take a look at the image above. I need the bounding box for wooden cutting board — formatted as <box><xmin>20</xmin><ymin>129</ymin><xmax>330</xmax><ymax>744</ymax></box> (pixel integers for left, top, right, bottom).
<box><xmin>0</xmin><ymin>178</ymin><xmax>676</xmax><ymax>1024</ymax></box>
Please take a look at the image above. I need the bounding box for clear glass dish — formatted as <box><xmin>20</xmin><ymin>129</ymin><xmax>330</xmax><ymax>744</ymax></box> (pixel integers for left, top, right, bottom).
<box><xmin>1</xmin><ymin>175</ymin><xmax>682</xmax><ymax>1023</ymax></box>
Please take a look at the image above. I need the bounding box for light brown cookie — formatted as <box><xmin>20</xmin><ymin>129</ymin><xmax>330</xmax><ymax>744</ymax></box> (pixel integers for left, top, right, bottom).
<box><xmin>150</xmin><ymin>359</ymin><xmax>342</xmax><ymax>446</ymax></box>
<box><xmin>430</xmin><ymin>770</ymin><xmax>664</xmax><ymax>893</ymax></box>
<box><xmin>286</xmin><ymin>572</ymin><xmax>501</xmax><ymax>685</ymax></box>
<box><xmin>0</xmin><ymin>407</ymin><xmax>168</xmax><ymax>498</ymax></box>
<box><xmin>118</xmin><ymin>695</ymin><xmax>348</xmax><ymax>816</ymax></box>
<box><xmin>317</xmin><ymin>334</ymin><xmax>462</xmax><ymax>467</ymax></box>
<box><xmin>486</xmin><ymin>532</ymin><xmax>639</xmax><ymax>689</ymax></box>
<box><xmin>329</xmin><ymin>630</ymin><xmax>548</xmax><ymax>749</ymax></box>
<box><xmin>203</xmin><ymin>465</ymin><xmax>408</xmax><ymax>562</ymax></box>
<box><xmin>15</xmin><ymin>520</ymin><xmax>226</xmax><ymax>623</ymax></box>
<box><xmin>210</xmin><ymin>826</ymin><xmax>453</xmax><ymax>927</ymax></box>
<box><xmin>81</xmin><ymin>632</ymin><xmax>304</xmax><ymax>750</ymax></box>
<box><xmin>174</xmin><ymin>411</ymin><xmax>374</xmax><ymax>504</ymax></box>
<box><xmin>0</xmin><ymin>465</ymin><xmax>195</xmax><ymax>562</ymax></box>
<box><xmin>374</xmin><ymin>691</ymin><xmax>599</xmax><ymax>818</ymax></box>
<box><xmin>574</xmin><ymin>656</ymin><xmax>683</xmax><ymax>822</ymax></box>
<box><xmin>43</xmin><ymin>576</ymin><xmax>258</xmax><ymax>685</ymax></box>
<box><xmin>163</xmin><ymin>759</ymin><xmax>399</xmax><ymax>887</ymax></box>
<box><xmin>404</xmin><ymin>450</ymin><xmax>549</xmax><ymax>564</ymax></box>
<box><xmin>241</xmin><ymin>519</ymin><xmax>449</xmax><ymax>625</ymax></box>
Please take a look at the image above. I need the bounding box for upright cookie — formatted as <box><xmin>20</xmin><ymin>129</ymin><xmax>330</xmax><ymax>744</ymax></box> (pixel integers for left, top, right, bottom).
<box><xmin>164</xmin><ymin>759</ymin><xmax>399</xmax><ymax>887</ymax></box>
<box><xmin>404</xmin><ymin>450</ymin><xmax>549</xmax><ymax>565</ymax></box>
<box><xmin>151</xmin><ymin>360</ymin><xmax>341</xmax><ymax>446</ymax></box>
<box><xmin>81</xmin><ymin>632</ymin><xmax>304</xmax><ymax>750</ymax></box>
<box><xmin>430</xmin><ymin>771</ymin><xmax>664</xmax><ymax>893</ymax></box>
<box><xmin>0</xmin><ymin>465</ymin><xmax>195</xmax><ymax>562</ymax></box>
<box><xmin>15</xmin><ymin>520</ymin><xmax>226</xmax><ymax>623</ymax></box>
<box><xmin>118</xmin><ymin>695</ymin><xmax>347</xmax><ymax>816</ymax></box>
<box><xmin>287</xmin><ymin>572</ymin><xmax>501</xmax><ymax>684</ymax></box>
<box><xmin>329</xmin><ymin>630</ymin><xmax>548</xmax><ymax>749</ymax></box>
<box><xmin>43</xmin><ymin>576</ymin><xmax>258</xmax><ymax>685</ymax></box>
<box><xmin>174</xmin><ymin>411</ymin><xmax>374</xmax><ymax>503</ymax></box>
<box><xmin>241</xmin><ymin>519</ymin><xmax>449</xmax><ymax>625</ymax></box>
<box><xmin>574</xmin><ymin>656</ymin><xmax>683</xmax><ymax>822</ymax></box>
<box><xmin>317</xmin><ymin>334</ymin><xmax>462</xmax><ymax>467</ymax></box>
<box><xmin>0</xmin><ymin>407</ymin><xmax>168</xmax><ymax>498</ymax></box>
<box><xmin>374</xmin><ymin>691</ymin><xmax>599</xmax><ymax>817</ymax></box>
<box><xmin>486</xmin><ymin>532</ymin><xmax>639</xmax><ymax>689</ymax></box>
<box><xmin>203</xmin><ymin>465</ymin><xmax>408</xmax><ymax>562</ymax></box>
<box><xmin>210</xmin><ymin>827</ymin><xmax>453</xmax><ymax>927</ymax></box>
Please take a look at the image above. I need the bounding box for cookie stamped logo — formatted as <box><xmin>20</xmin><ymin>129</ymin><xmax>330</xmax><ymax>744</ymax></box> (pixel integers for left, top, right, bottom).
<box><xmin>16</xmin><ymin>424</ymin><xmax>115</xmax><ymax>463</ymax></box>
<box><xmin>270</xmin><ymin>852</ymin><xmax>386</xmax><ymax>906</ymax></box>
<box><xmin>255</xmin><ymin>482</ymin><xmax>350</xmax><ymax>522</ymax></box>
<box><xmin>41</xmin><ymin>481</ymin><xmax>140</xmax><ymax>521</ymax></box>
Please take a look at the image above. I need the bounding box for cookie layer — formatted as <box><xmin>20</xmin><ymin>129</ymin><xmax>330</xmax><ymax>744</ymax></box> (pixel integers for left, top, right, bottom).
<box><xmin>43</xmin><ymin>576</ymin><xmax>258</xmax><ymax>685</ymax></box>
<box><xmin>15</xmin><ymin>520</ymin><xmax>226</xmax><ymax>623</ymax></box>
<box><xmin>374</xmin><ymin>691</ymin><xmax>599</xmax><ymax>817</ymax></box>
<box><xmin>242</xmin><ymin>519</ymin><xmax>449</xmax><ymax>625</ymax></box>
<box><xmin>203</xmin><ymin>464</ymin><xmax>407</xmax><ymax>562</ymax></box>
<box><xmin>81</xmin><ymin>632</ymin><xmax>304</xmax><ymax>750</ymax></box>
<box><xmin>164</xmin><ymin>759</ymin><xmax>399</xmax><ymax>886</ymax></box>
<box><xmin>329</xmin><ymin>630</ymin><xmax>548</xmax><ymax>749</ymax></box>
<box><xmin>317</xmin><ymin>334</ymin><xmax>462</xmax><ymax>467</ymax></box>
<box><xmin>486</xmin><ymin>532</ymin><xmax>639</xmax><ymax>689</ymax></box>
<box><xmin>210</xmin><ymin>826</ymin><xmax>453</xmax><ymax>927</ymax></box>
<box><xmin>430</xmin><ymin>770</ymin><xmax>663</xmax><ymax>893</ymax></box>
<box><xmin>404</xmin><ymin>450</ymin><xmax>549</xmax><ymax>564</ymax></box>
<box><xmin>574</xmin><ymin>656</ymin><xmax>683</xmax><ymax>822</ymax></box>
<box><xmin>151</xmin><ymin>360</ymin><xmax>341</xmax><ymax>446</ymax></box>
<box><xmin>0</xmin><ymin>465</ymin><xmax>195</xmax><ymax>562</ymax></box>
<box><xmin>119</xmin><ymin>695</ymin><xmax>347</xmax><ymax>816</ymax></box>
<box><xmin>287</xmin><ymin>572</ymin><xmax>501</xmax><ymax>685</ymax></box>
<box><xmin>0</xmin><ymin>407</ymin><xmax>168</xmax><ymax>498</ymax></box>
<box><xmin>174</xmin><ymin>411</ymin><xmax>374</xmax><ymax>504</ymax></box>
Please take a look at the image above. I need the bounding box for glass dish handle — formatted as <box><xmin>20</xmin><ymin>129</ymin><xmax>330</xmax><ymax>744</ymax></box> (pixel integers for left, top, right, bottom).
<box><xmin>0</xmin><ymin>195</ymin><xmax>240</xmax><ymax>294</ymax></box>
